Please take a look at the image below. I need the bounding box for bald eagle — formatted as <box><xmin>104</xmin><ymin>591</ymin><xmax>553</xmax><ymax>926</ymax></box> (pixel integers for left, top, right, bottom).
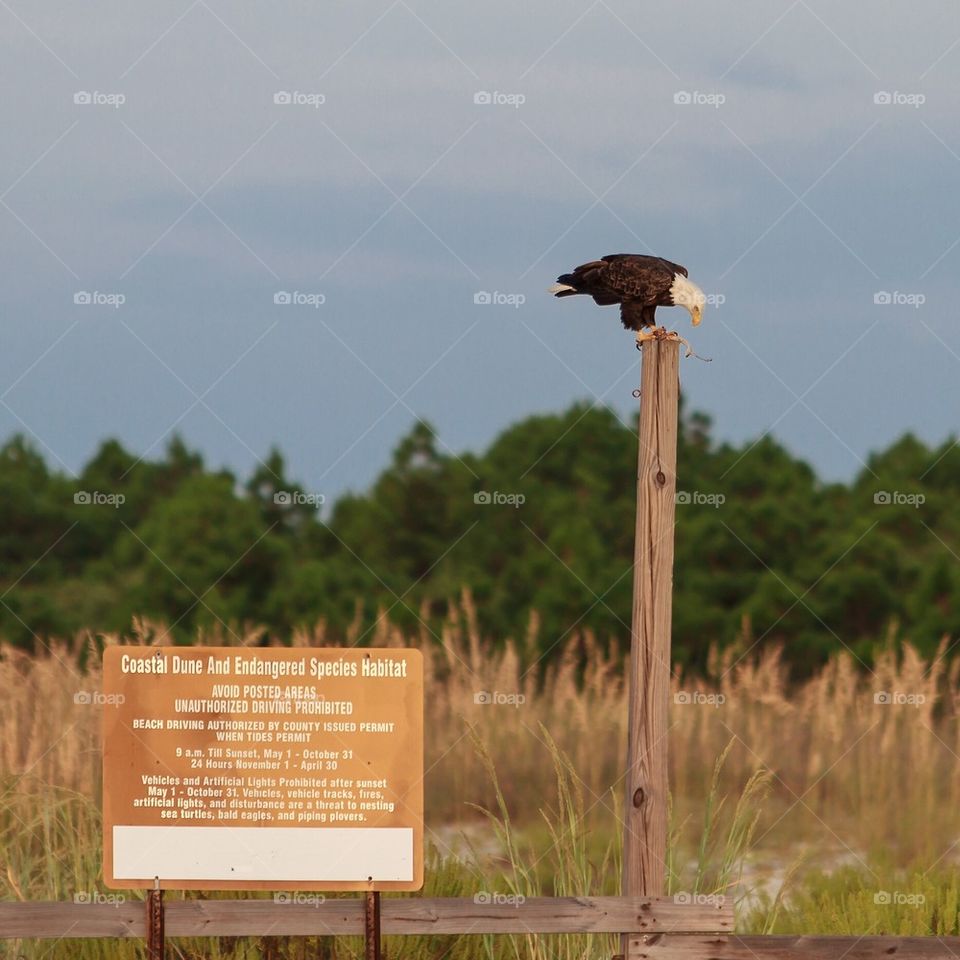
<box><xmin>549</xmin><ymin>254</ymin><xmax>705</xmax><ymax>347</ymax></box>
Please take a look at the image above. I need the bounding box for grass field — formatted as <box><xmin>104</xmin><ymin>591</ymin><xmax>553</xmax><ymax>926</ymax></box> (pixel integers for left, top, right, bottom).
<box><xmin>3</xmin><ymin>599</ymin><xmax>960</xmax><ymax>956</ymax></box>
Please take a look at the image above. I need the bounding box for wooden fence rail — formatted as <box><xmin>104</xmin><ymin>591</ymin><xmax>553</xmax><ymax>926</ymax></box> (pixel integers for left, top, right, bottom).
<box><xmin>631</xmin><ymin>935</ymin><xmax>960</xmax><ymax>960</ymax></box>
<box><xmin>6</xmin><ymin>901</ymin><xmax>960</xmax><ymax>960</ymax></box>
<box><xmin>0</xmin><ymin>896</ymin><xmax>732</xmax><ymax>939</ymax></box>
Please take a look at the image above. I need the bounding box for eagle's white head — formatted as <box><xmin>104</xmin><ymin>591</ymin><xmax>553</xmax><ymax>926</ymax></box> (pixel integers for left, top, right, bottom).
<box><xmin>669</xmin><ymin>274</ymin><xmax>705</xmax><ymax>326</ymax></box>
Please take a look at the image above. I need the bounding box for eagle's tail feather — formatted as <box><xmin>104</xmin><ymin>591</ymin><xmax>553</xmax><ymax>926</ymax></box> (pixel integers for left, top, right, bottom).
<box><xmin>550</xmin><ymin>267</ymin><xmax>595</xmax><ymax>297</ymax></box>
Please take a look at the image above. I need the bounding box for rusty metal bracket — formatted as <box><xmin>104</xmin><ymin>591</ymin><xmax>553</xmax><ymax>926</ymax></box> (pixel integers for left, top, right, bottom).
<box><xmin>365</xmin><ymin>890</ymin><xmax>382</xmax><ymax>960</ymax></box>
<box><xmin>146</xmin><ymin>880</ymin><xmax>164</xmax><ymax>960</ymax></box>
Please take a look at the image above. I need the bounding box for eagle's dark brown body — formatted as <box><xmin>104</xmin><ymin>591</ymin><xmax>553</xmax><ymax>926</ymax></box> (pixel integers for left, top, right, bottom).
<box><xmin>552</xmin><ymin>253</ymin><xmax>689</xmax><ymax>330</ymax></box>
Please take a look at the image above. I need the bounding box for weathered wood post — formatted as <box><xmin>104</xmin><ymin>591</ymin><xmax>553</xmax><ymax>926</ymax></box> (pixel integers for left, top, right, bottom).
<box><xmin>621</xmin><ymin>338</ymin><xmax>680</xmax><ymax>956</ymax></box>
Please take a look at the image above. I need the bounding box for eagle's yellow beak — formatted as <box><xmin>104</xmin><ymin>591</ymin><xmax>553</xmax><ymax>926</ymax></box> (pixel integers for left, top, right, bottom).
<box><xmin>692</xmin><ymin>305</ymin><xmax>703</xmax><ymax>326</ymax></box>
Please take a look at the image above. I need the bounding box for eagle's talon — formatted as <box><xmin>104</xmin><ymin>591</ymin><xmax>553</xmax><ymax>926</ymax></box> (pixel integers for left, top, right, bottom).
<box><xmin>636</xmin><ymin>325</ymin><xmax>712</xmax><ymax>361</ymax></box>
<box><xmin>635</xmin><ymin>326</ymin><xmax>673</xmax><ymax>349</ymax></box>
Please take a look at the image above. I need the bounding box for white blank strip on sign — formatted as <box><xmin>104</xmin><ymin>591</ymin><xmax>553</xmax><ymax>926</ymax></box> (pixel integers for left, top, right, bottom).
<box><xmin>113</xmin><ymin>826</ymin><xmax>414</xmax><ymax>881</ymax></box>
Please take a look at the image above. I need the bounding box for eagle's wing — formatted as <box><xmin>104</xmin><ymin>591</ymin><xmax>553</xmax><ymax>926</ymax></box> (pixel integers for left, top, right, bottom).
<box><xmin>604</xmin><ymin>256</ymin><xmax>674</xmax><ymax>303</ymax></box>
<box><xmin>658</xmin><ymin>258</ymin><xmax>688</xmax><ymax>278</ymax></box>
<box><xmin>556</xmin><ymin>254</ymin><xmax>683</xmax><ymax>307</ymax></box>
<box><xmin>602</xmin><ymin>253</ymin><xmax>688</xmax><ymax>280</ymax></box>
<box><xmin>557</xmin><ymin>260</ymin><xmax>621</xmax><ymax>304</ymax></box>
<box><xmin>564</xmin><ymin>260</ymin><xmax>607</xmax><ymax>280</ymax></box>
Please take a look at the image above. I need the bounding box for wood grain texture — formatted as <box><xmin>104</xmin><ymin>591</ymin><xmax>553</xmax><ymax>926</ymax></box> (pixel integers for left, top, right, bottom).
<box><xmin>629</xmin><ymin>935</ymin><xmax>960</xmax><ymax>960</ymax></box>
<box><xmin>0</xmin><ymin>896</ymin><xmax>731</xmax><ymax>939</ymax></box>
<box><xmin>374</xmin><ymin>895</ymin><xmax>731</xmax><ymax>936</ymax></box>
<box><xmin>623</xmin><ymin>338</ymin><xmax>680</xmax><ymax>919</ymax></box>
<box><xmin>0</xmin><ymin>901</ymin><xmax>144</xmax><ymax>938</ymax></box>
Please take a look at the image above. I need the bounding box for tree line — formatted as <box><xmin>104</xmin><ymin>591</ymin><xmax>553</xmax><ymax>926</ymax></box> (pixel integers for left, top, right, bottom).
<box><xmin>1</xmin><ymin>400</ymin><xmax>957</xmax><ymax>673</ymax></box>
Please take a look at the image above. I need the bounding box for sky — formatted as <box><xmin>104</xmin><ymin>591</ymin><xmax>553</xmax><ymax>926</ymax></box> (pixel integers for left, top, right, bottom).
<box><xmin>2</xmin><ymin>0</ymin><xmax>960</xmax><ymax>501</ymax></box>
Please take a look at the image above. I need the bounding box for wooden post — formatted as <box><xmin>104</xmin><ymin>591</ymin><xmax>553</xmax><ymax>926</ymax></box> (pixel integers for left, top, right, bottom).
<box><xmin>621</xmin><ymin>338</ymin><xmax>680</xmax><ymax>955</ymax></box>
<box><xmin>146</xmin><ymin>888</ymin><xmax>164</xmax><ymax>960</ymax></box>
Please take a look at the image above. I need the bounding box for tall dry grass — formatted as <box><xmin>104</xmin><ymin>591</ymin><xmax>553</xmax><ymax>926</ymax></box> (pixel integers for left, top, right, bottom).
<box><xmin>2</xmin><ymin>593</ymin><xmax>959</xmax><ymax>905</ymax></box>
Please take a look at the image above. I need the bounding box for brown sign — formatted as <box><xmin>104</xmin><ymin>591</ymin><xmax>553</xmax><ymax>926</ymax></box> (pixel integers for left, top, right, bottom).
<box><xmin>102</xmin><ymin>647</ymin><xmax>423</xmax><ymax>891</ymax></box>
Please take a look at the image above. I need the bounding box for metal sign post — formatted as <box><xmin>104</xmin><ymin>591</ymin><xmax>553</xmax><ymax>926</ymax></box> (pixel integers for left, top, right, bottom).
<box><xmin>146</xmin><ymin>883</ymin><xmax>164</xmax><ymax>960</ymax></box>
<box><xmin>365</xmin><ymin>891</ymin><xmax>382</xmax><ymax>960</ymax></box>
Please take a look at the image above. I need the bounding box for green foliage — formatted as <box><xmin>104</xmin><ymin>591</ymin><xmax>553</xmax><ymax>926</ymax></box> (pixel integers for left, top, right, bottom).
<box><xmin>0</xmin><ymin>403</ymin><xmax>957</xmax><ymax>670</ymax></box>
<box><xmin>669</xmin><ymin>740</ymin><xmax>771</xmax><ymax>903</ymax></box>
<box><xmin>747</xmin><ymin>863</ymin><xmax>960</xmax><ymax>936</ymax></box>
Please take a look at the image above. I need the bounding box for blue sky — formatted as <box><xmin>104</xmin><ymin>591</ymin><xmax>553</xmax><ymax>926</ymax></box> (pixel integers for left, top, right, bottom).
<box><xmin>2</xmin><ymin>0</ymin><xmax>959</xmax><ymax>500</ymax></box>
